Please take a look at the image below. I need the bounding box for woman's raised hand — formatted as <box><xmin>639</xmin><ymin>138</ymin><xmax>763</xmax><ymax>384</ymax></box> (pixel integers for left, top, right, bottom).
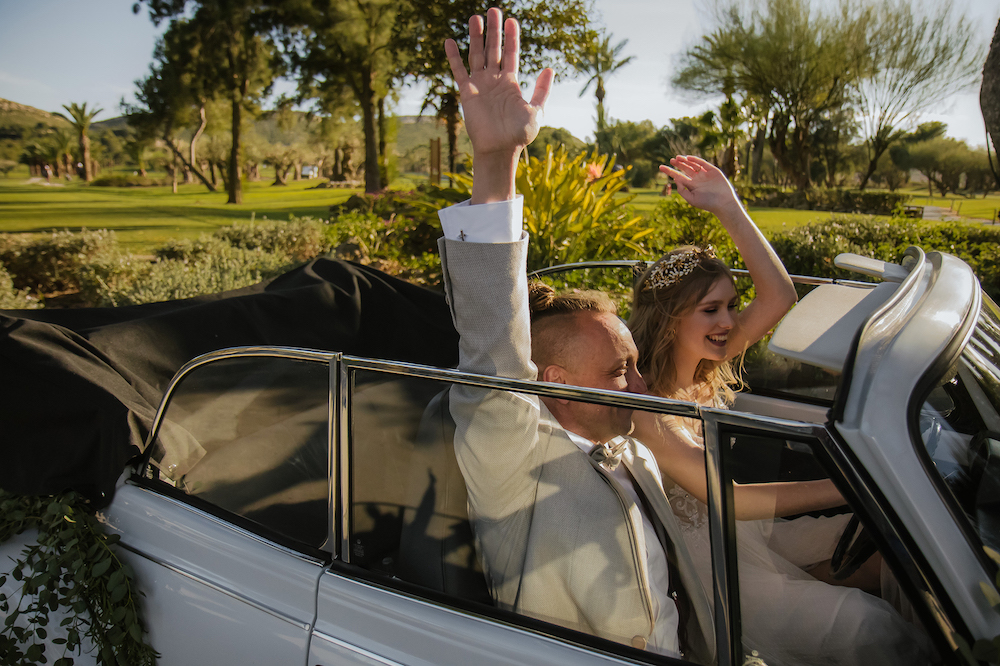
<box><xmin>444</xmin><ymin>8</ymin><xmax>553</xmax><ymax>161</ymax></box>
<box><xmin>660</xmin><ymin>155</ymin><xmax>741</xmax><ymax>218</ymax></box>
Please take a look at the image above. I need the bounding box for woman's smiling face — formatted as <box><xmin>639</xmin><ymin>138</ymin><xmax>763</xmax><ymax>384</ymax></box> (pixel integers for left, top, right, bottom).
<box><xmin>674</xmin><ymin>277</ymin><xmax>738</xmax><ymax>363</ymax></box>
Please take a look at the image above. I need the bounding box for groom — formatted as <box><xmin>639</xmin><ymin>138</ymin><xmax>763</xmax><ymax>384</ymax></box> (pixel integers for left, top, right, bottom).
<box><xmin>436</xmin><ymin>8</ymin><xmax>715</xmax><ymax>662</ymax></box>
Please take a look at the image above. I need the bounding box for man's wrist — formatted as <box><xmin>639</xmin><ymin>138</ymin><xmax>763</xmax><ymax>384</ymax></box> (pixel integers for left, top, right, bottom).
<box><xmin>470</xmin><ymin>148</ymin><xmax>522</xmax><ymax>205</ymax></box>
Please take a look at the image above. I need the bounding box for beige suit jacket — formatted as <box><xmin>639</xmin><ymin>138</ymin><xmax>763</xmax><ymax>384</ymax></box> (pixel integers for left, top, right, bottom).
<box><xmin>439</xmin><ymin>235</ymin><xmax>716</xmax><ymax>663</ymax></box>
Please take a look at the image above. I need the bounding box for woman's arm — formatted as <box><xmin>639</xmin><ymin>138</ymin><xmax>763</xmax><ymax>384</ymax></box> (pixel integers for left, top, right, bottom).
<box><xmin>662</xmin><ymin>156</ymin><xmax>797</xmax><ymax>358</ymax></box>
<box><xmin>633</xmin><ymin>410</ymin><xmax>846</xmax><ymax>520</ymax></box>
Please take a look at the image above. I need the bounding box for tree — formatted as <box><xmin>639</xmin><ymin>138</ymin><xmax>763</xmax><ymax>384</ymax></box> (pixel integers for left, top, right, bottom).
<box><xmin>56</xmin><ymin>102</ymin><xmax>102</xmax><ymax>182</ymax></box>
<box><xmin>892</xmin><ymin>124</ymin><xmax>976</xmax><ymax>196</ymax></box>
<box><xmin>854</xmin><ymin>1</ymin><xmax>982</xmax><ymax>190</ymax></box>
<box><xmin>285</xmin><ymin>0</ymin><xmax>401</xmax><ymax>193</ymax></box>
<box><xmin>125</xmin><ymin>133</ymin><xmax>153</xmax><ymax>177</ymax></box>
<box><xmin>674</xmin><ymin>0</ymin><xmax>870</xmax><ymax>190</ymax></box>
<box><xmin>136</xmin><ymin>0</ymin><xmax>280</xmax><ymax>204</ymax></box>
<box><xmin>125</xmin><ymin>17</ymin><xmax>219</xmax><ymax>192</ymax></box>
<box><xmin>397</xmin><ymin>0</ymin><xmax>592</xmax><ymax>179</ymax></box>
<box><xmin>811</xmin><ymin>107</ymin><xmax>860</xmax><ymax>188</ymax></box>
<box><xmin>982</xmin><ymin>18</ymin><xmax>1000</xmax><ymax>190</ymax></box>
<box><xmin>576</xmin><ymin>33</ymin><xmax>632</xmax><ymax>154</ymax></box>
<box><xmin>525</xmin><ymin>126</ymin><xmax>585</xmax><ymax>160</ymax></box>
<box><xmin>52</xmin><ymin>129</ymin><xmax>75</xmax><ymax>179</ymax></box>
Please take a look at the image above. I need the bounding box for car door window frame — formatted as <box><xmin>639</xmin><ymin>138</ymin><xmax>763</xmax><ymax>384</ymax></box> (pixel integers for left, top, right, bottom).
<box><xmin>136</xmin><ymin>347</ymin><xmax>338</xmax><ymax>560</ymax></box>
<box><xmin>334</xmin><ymin>354</ymin><xmax>737</xmax><ymax>665</ymax></box>
<box><xmin>701</xmin><ymin>407</ymin><xmax>967</xmax><ymax>663</ymax></box>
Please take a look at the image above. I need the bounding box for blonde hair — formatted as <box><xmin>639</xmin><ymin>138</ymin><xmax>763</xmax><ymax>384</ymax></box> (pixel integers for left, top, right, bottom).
<box><xmin>628</xmin><ymin>246</ymin><xmax>743</xmax><ymax>404</ymax></box>
<box><xmin>528</xmin><ymin>281</ymin><xmax>617</xmax><ymax>370</ymax></box>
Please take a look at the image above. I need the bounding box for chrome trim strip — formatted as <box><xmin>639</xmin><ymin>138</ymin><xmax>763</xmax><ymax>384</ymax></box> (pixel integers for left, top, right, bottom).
<box><xmin>700</xmin><ymin>409</ymin><xmax>834</xmax><ymax>666</ymax></box>
<box><xmin>701</xmin><ymin>411</ymin><xmax>737</xmax><ymax>666</ymax></box>
<box><xmin>342</xmin><ymin>356</ymin><xmax>700</xmax><ymax>417</ymax></box>
<box><xmin>310</xmin><ymin>631</ymin><xmax>404</xmax><ymax>666</ymax></box>
<box><xmin>321</xmin><ymin>355</ymin><xmax>340</xmax><ymax>555</ymax></box>
<box><xmin>338</xmin><ymin>356</ymin><xmax>352</xmax><ymax>564</ymax></box>
<box><xmin>118</xmin><ymin>541</ymin><xmax>313</xmax><ymax>632</ymax></box>
<box><xmin>123</xmin><ymin>482</ymin><xmax>328</xmax><ymax>565</ymax></box>
<box><xmin>528</xmin><ymin>260</ymin><xmax>877</xmax><ymax>288</ymax></box>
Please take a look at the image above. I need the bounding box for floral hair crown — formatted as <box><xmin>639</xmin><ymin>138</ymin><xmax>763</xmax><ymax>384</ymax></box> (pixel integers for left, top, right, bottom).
<box><xmin>636</xmin><ymin>247</ymin><xmax>716</xmax><ymax>292</ymax></box>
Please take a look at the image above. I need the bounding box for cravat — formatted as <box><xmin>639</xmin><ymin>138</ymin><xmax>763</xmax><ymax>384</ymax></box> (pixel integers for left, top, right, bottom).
<box><xmin>588</xmin><ymin>437</ymin><xmax>629</xmax><ymax>470</ymax></box>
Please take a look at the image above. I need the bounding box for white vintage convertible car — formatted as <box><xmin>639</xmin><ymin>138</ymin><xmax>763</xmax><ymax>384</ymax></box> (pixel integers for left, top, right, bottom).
<box><xmin>3</xmin><ymin>246</ymin><xmax>1000</xmax><ymax>665</ymax></box>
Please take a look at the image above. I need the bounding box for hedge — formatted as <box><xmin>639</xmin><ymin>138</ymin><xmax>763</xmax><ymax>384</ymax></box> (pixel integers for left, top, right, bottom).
<box><xmin>736</xmin><ymin>186</ymin><xmax>910</xmax><ymax>216</ymax></box>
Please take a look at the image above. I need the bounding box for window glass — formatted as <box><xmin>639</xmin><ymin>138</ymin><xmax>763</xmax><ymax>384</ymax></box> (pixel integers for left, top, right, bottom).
<box><xmin>147</xmin><ymin>356</ymin><xmax>330</xmax><ymax>548</ymax></box>
<box><xmin>348</xmin><ymin>369</ymin><xmax>715</xmax><ymax>661</ymax></box>
<box><xmin>916</xmin><ymin>294</ymin><xmax>1000</xmax><ymax>553</ymax></box>
<box><xmin>706</xmin><ymin>423</ymin><xmax>936</xmax><ymax>666</ymax></box>
<box><xmin>347</xmin><ymin>371</ymin><xmax>492</xmax><ymax>603</ymax></box>
<box><xmin>742</xmin><ymin>341</ymin><xmax>840</xmax><ymax>403</ymax></box>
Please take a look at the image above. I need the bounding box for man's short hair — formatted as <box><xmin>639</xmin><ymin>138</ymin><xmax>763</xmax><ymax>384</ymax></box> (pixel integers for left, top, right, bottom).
<box><xmin>528</xmin><ymin>281</ymin><xmax>617</xmax><ymax>370</ymax></box>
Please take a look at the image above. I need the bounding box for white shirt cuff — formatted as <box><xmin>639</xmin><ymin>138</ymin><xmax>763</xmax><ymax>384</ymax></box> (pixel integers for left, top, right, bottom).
<box><xmin>438</xmin><ymin>196</ymin><xmax>523</xmax><ymax>244</ymax></box>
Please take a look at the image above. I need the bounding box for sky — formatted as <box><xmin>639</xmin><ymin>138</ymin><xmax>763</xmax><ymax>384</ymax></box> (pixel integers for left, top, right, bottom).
<box><xmin>1</xmin><ymin>0</ymin><xmax>998</xmax><ymax>147</ymax></box>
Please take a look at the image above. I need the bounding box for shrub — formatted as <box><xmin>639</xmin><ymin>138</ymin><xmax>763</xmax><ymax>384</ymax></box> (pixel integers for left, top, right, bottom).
<box><xmin>90</xmin><ymin>174</ymin><xmax>171</xmax><ymax>187</ymax></box>
<box><xmin>329</xmin><ymin>186</ymin><xmax>467</xmax><ymax>259</ymax></box>
<box><xmin>769</xmin><ymin>215</ymin><xmax>1000</xmax><ymax>302</ymax></box>
<box><xmin>644</xmin><ymin>197</ymin><xmax>738</xmax><ymax>261</ymax></box>
<box><xmin>324</xmin><ymin>211</ymin><xmax>445</xmax><ymax>287</ymax></box>
<box><xmin>736</xmin><ymin>186</ymin><xmax>910</xmax><ymax>215</ymax></box>
<box><xmin>449</xmin><ymin>146</ymin><xmax>652</xmax><ymax>271</ymax></box>
<box><xmin>80</xmin><ymin>245</ymin><xmax>296</xmax><ymax>307</ymax></box>
<box><xmin>0</xmin><ymin>264</ymin><xmax>40</xmax><ymax>309</ymax></box>
<box><xmin>213</xmin><ymin>217</ymin><xmax>331</xmax><ymax>261</ymax></box>
<box><xmin>627</xmin><ymin>159</ymin><xmax>658</xmax><ymax>189</ymax></box>
<box><xmin>0</xmin><ymin>229</ymin><xmax>121</xmax><ymax>293</ymax></box>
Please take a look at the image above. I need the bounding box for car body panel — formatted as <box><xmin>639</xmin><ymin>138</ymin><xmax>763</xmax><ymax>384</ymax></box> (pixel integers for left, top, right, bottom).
<box><xmin>310</xmin><ymin>572</ymin><xmax>640</xmax><ymax>666</ymax></box>
<box><xmin>831</xmin><ymin>251</ymin><xmax>996</xmax><ymax>641</ymax></box>
<box><xmin>106</xmin><ymin>483</ymin><xmax>324</xmax><ymax>666</ymax></box>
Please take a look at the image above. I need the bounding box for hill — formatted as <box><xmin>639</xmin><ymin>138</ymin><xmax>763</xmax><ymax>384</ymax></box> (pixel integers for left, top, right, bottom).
<box><xmin>0</xmin><ymin>97</ymin><xmax>582</xmax><ymax>172</ymax></box>
<box><xmin>0</xmin><ymin>99</ymin><xmax>71</xmax><ymax>139</ymax></box>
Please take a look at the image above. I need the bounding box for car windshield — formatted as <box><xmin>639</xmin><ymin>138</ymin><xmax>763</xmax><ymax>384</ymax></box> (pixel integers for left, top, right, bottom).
<box><xmin>916</xmin><ymin>292</ymin><xmax>1000</xmax><ymax>553</ymax></box>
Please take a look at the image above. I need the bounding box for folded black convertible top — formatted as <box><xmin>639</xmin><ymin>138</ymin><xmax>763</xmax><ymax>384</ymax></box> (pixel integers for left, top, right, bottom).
<box><xmin>0</xmin><ymin>259</ymin><xmax>459</xmax><ymax>506</ymax></box>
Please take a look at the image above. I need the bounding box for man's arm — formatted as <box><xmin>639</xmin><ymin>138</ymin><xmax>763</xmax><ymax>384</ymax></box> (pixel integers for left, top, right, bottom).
<box><xmin>436</xmin><ymin>8</ymin><xmax>551</xmax><ymax>523</ymax></box>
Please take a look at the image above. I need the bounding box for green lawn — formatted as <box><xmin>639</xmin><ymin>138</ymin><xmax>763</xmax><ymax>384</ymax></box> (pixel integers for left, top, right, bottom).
<box><xmin>2</xmin><ymin>169</ymin><xmax>997</xmax><ymax>254</ymax></box>
<box><xmin>904</xmin><ymin>192</ymin><xmax>1000</xmax><ymax>222</ymax></box>
<box><xmin>0</xmin><ymin>170</ymin><xmax>361</xmax><ymax>252</ymax></box>
<box><xmin>629</xmin><ymin>188</ymin><xmax>863</xmax><ymax>235</ymax></box>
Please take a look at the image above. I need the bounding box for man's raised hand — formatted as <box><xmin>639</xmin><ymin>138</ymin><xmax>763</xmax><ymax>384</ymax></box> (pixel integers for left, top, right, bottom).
<box><xmin>445</xmin><ymin>8</ymin><xmax>553</xmax><ymax>161</ymax></box>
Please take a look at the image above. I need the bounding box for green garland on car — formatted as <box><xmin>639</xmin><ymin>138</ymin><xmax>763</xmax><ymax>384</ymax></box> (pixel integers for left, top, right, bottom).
<box><xmin>0</xmin><ymin>489</ymin><xmax>157</xmax><ymax>666</ymax></box>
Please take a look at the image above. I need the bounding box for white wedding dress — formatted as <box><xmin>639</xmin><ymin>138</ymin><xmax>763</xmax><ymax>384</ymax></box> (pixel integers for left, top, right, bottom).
<box><xmin>663</xmin><ymin>440</ymin><xmax>934</xmax><ymax>665</ymax></box>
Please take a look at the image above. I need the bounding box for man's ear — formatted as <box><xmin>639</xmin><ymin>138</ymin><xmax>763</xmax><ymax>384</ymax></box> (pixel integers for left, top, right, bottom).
<box><xmin>541</xmin><ymin>364</ymin><xmax>570</xmax><ymax>404</ymax></box>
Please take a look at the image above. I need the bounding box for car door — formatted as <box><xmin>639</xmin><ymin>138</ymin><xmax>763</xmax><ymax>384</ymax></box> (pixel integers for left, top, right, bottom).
<box><xmin>118</xmin><ymin>351</ymin><xmax>334</xmax><ymax>666</ymax></box>
<box><xmin>698</xmin><ymin>407</ymin><xmax>960</xmax><ymax>666</ymax></box>
<box><xmin>309</xmin><ymin>358</ymin><xmax>726</xmax><ymax>666</ymax></box>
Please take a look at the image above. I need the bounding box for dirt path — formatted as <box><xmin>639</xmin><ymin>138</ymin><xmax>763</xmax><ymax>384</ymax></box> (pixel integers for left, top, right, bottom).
<box><xmin>919</xmin><ymin>205</ymin><xmax>997</xmax><ymax>225</ymax></box>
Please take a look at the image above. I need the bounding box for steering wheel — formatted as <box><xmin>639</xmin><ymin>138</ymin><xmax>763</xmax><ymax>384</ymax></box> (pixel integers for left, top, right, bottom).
<box><xmin>829</xmin><ymin>515</ymin><xmax>878</xmax><ymax>580</ymax></box>
<box><xmin>919</xmin><ymin>410</ymin><xmax>942</xmax><ymax>457</ymax></box>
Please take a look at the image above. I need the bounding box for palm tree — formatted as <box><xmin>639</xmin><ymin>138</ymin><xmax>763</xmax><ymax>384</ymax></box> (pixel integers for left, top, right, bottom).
<box><xmin>56</xmin><ymin>102</ymin><xmax>103</xmax><ymax>182</ymax></box>
<box><xmin>53</xmin><ymin>130</ymin><xmax>76</xmax><ymax>180</ymax></box>
<box><xmin>576</xmin><ymin>34</ymin><xmax>633</xmax><ymax>155</ymax></box>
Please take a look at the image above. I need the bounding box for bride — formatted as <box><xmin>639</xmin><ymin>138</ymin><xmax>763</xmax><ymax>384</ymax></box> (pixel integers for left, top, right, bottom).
<box><xmin>628</xmin><ymin>155</ymin><xmax>932</xmax><ymax>665</ymax></box>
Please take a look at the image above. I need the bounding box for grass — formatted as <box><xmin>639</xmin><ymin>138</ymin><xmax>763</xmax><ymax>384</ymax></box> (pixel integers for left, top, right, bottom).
<box><xmin>628</xmin><ymin>187</ymin><xmax>880</xmax><ymax>235</ymax></box>
<box><xmin>0</xmin><ymin>167</ymin><xmax>361</xmax><ymax>252</ymax></box>
<box><xmin>3</xmin><ymin>168</ymin><xmax>998</xmax><ymax>255</ymax></box>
